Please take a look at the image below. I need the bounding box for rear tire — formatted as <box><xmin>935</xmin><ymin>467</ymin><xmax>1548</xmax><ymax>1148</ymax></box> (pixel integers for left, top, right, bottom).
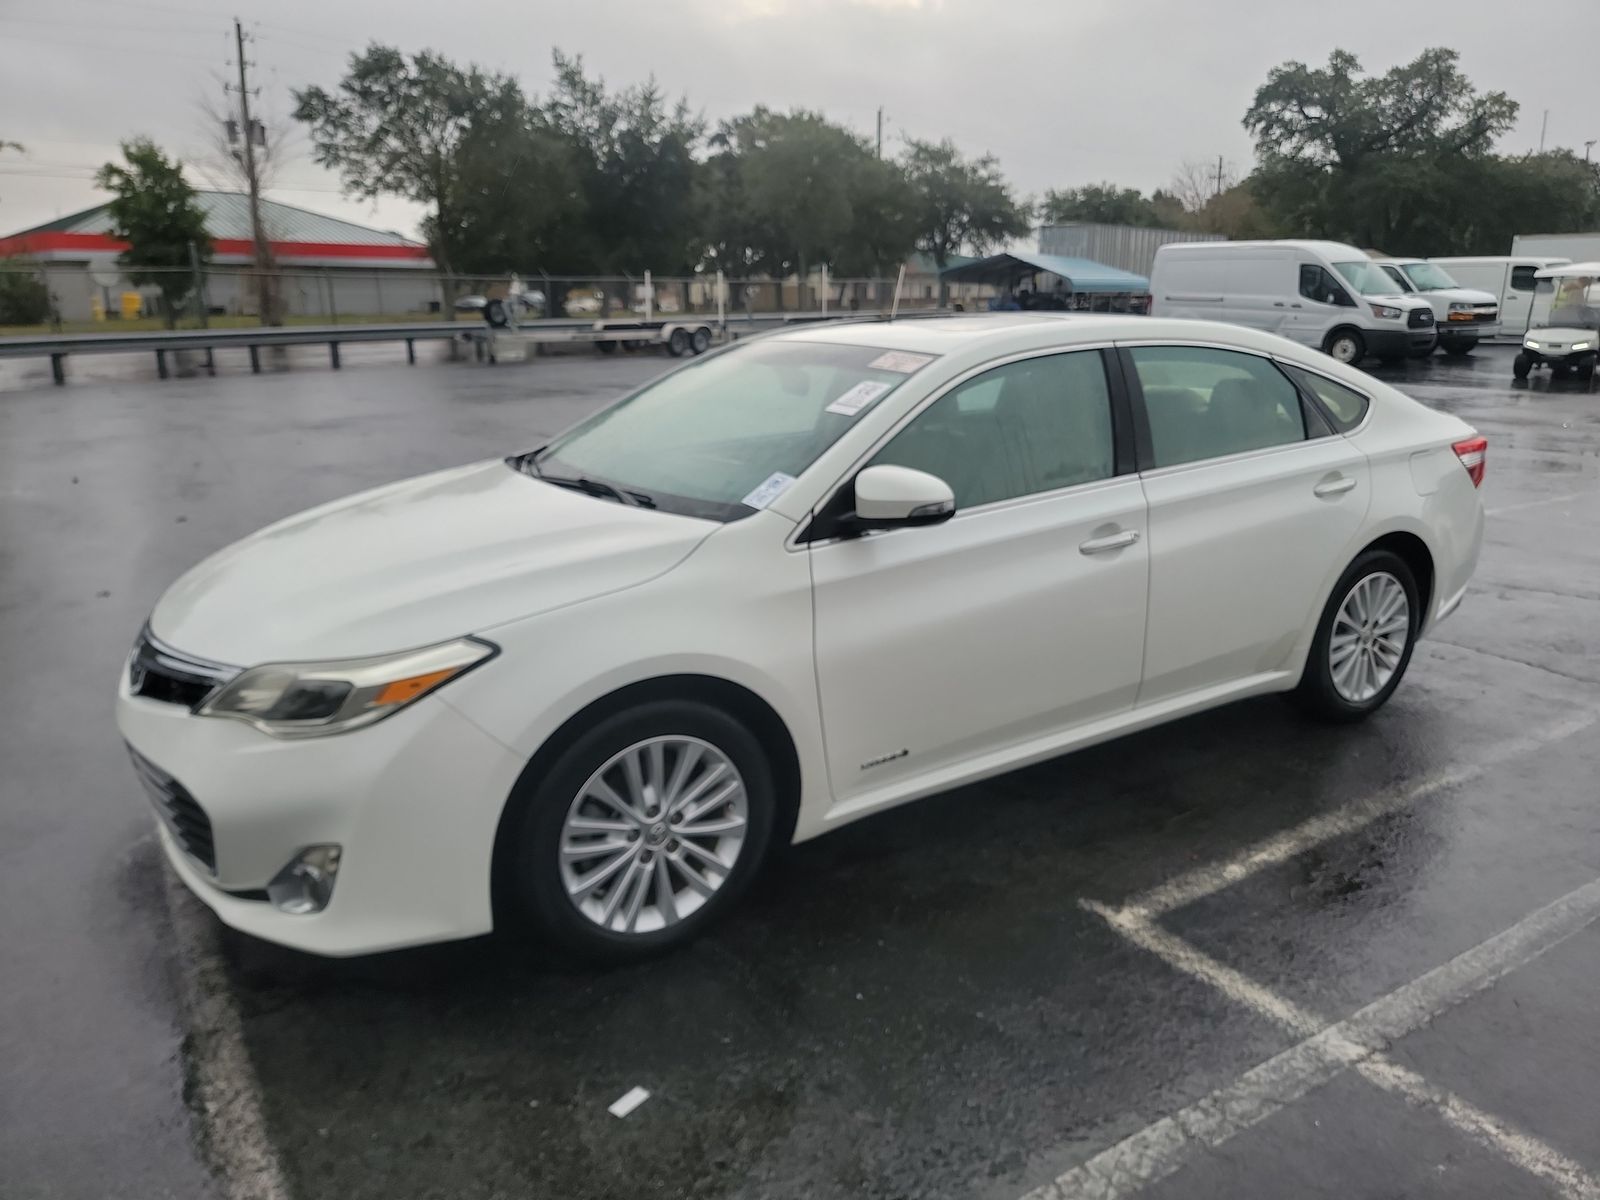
<box><xmin>667</xmin><ymin>328</ymin><xmax>690</xmax><ymax>357</ymax></box>
<box><xmin>690</xmin><ymin>326</ymin><xmax>712</xmax><ymax>355</ymax></box>
<box><xmin>1578</xmin><ymin>356</ymin><xmax>1596</xmax><ymax>383</ymax></box>
<box><xmin>499</xmin><ymin>700</ymin><xmax>776</xmax><ymax>963</ymax></box>
<box><xmin>1324</xmin><ymin>328</ymin><xmax>1366</xmax><ymax>367</ymax></box>
<box><xmin>1513</xmin><ymin>352</ymin><xmax>1532</xmax><ymax>380</ymax></box>
<box><xmin>1441</xmin><ymin>337</ymin><xmax>1477</xmax><ymax>356</ymax></box>
<box><xmin>1294</xmin><ymin>550</ymin><xmax>1420</xmax><ymax>723</ymax></box>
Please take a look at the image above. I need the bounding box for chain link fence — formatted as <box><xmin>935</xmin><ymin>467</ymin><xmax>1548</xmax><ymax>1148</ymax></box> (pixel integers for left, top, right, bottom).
<box><xmin>1</xmin><ymin>261</ymin><xmax>993</xmax><ymax>335</ymax></box>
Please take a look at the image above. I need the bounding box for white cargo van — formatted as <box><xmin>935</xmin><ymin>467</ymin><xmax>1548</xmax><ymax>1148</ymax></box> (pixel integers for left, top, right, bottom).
<box><xmin>1429</xmin><ymin>256</ymin><xmax>1570</xmax><ymax>339</ymax></box>
<box><xmin>1370</xmin><ymin>259</ymin><xmax>1499</xmax><ymax>355</ymax></box>
<box><xmin>1151</xmin><ymin>240</ymin><xmax>1437</xmax><ymax>367</ymax></box>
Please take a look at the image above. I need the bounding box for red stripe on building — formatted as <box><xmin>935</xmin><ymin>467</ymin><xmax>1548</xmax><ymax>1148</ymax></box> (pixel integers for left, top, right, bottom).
<box><xmin>0</xmin><ymin>231</ymin><xmax>432</xmax><ymax>261</ymax></box>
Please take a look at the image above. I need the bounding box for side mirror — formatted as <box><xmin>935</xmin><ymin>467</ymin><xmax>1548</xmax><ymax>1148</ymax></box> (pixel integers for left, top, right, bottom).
<box><xmin>852</xmin><ymin>464</ymin><xmax>956</xmax><ymax>530</ymax></box>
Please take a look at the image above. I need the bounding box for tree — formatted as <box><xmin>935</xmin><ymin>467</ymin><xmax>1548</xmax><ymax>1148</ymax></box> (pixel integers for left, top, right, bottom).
<box><xmin>294</xmin><ymin>46</ymin><xmax>523</xmax><ymax>276</ymax></box>
<box><xmin>542</xmin><ymin>52</ymin><xmax>703</xmax><ymax>276</ymax></box>
<box><xmin>1039</xmin><ymin>183</ymin><xmax>1166</xmax><ymax>227</ymax></box>
<box><xmin>95</xmin><ymin>139</ymin><xmax>211</xmax><ymax>328</ymax></box>
<box><xmin>902</xmin><ymin>138</ymin><xmax>1030</xmax><ymax>301</ymax></box>
<box><xmin>1243</xmin><ymin>48</ymin><xmax>1519</xmax><ymax>250</ymax></box>
<box><xmin>1167</xmin><ymin>159</ymin><xmax>1240</xmax><ymax>215</ymax></box>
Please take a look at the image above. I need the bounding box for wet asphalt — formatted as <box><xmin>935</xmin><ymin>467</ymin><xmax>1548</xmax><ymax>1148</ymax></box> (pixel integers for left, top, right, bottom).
<box><xmin>1</xmin><ymin>339</ymin><xmax>1597</xmax><ymax>1199</ymax></box>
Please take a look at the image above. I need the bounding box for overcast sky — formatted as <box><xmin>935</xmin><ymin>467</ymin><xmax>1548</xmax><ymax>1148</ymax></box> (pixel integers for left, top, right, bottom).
<box><xmin>2</xmin><ymin>0</ymin><xmax>1596</xmax><ymax>242</ymax></box>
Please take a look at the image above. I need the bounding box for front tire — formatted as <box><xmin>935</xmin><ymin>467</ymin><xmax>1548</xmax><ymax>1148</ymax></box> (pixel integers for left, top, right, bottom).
<box><xmin>1324</xmin><ymin>328</ymin><xmax>1366</xmax><ymax>367</ymax></box>
<box><xmin>690</xmin><ymin>326</ymin><xmax>712</xmax><ymax>355</ymax></box>
<box><xmin>501</xmin><ymin>700</ymin><xmax>776</xmax><ymax>962</ymax></box>
<box><xmin>1294</xmin><ymin>550</ymin><xmax>1419</xmax><ymax>723</ymax></box>
<box><xmin>667</xmin><ymin>328</ymin><xmax>690</xmax><ymax>357</ymax></box>
<box><xmin>1441</xmin><ymin>337</ymin><xmax>1477</xmax><ymax>356</ymax></box>
<box><xmin>1513</xmin><ymin>352</ymin><xmax>1532</xmax><ymax>380</ymax></box>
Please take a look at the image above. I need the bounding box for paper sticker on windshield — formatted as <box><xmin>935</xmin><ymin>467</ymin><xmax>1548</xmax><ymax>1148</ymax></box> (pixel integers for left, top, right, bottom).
<box><xmin>867</xmin><ymin>351</ymin><xmax>934</xmax><ymax>374</ymax></box>
<box><xmin>825</xmin><ymin>380</ymin><xmax>892</xmax><ymax>417</ymax></box>
<box><xmin>742</xmin><ymin>472</ymin><xmax>797</xmax><ymax>510</ymax></box>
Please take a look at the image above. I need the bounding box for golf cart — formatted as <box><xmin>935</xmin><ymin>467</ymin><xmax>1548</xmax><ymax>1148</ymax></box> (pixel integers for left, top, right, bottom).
<box><xmin>1514</xmin><ymin>263</ymin><xmax>1599</xmax><ymax>382</ymax></box>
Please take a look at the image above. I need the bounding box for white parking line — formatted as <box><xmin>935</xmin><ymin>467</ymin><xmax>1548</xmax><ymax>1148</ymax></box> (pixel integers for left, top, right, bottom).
<box><xmin>162</xmin><ymin>869</ymin><xmax>290</xmax><ymax>1200</ymax></box>
<box><xmin>1122</xmin><ymin>710</ymin><xmax>1597</xmax><ymax>919</ymax></box>
<box><xmin>1487</xmin><ymin>489</ymin><xmax>1600</xmax><ymax>518</ymax></box>
<box><xmin>1024</xmin><ymin>880</ymin><xmax>1600</xmax><ymax>1200</ymax></box>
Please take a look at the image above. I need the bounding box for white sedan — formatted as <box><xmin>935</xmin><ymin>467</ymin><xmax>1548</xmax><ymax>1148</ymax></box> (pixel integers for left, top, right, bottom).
<box><xmin>117</xmin><ymin>315</ymin><xmax>1486</xmax><ymax>960</ymax></box>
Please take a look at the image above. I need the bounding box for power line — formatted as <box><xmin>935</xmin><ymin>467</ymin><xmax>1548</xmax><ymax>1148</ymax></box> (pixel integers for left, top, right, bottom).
<box><xmin>0</xmin><ymin>13</ymin><xmax>227</xmax><ymax>38</ymax></box>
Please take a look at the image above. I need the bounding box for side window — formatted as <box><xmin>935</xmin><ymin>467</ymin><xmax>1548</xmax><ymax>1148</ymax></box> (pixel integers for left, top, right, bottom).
<box><xmin>1381</xmin><ymin>265</ymin><xmax>1413</xmax><ymax>292</ymax></box>
<box><xmin>1131</xmin><ymin>346</ymin><xmax>1307</xmax><ymax>468</ymax></box>
<box><xmin>1280</xmin><ymin>363</ymin><xmax>1370</xmax><ymax>432</ymax></box>
<box><xmin>868</xmin><ymin>352</ymin><xmax>1114</xmax><ymax>509</ymax></box>
<box><xmin>1510</xmin><ymin>265</ymin><xmax>1539</xmax><ymax>292</ymax></box>
<box><xmin>1299</xmin><ymin>264</ymin><xmax>1355</xmax><ymax>307</ymax></box>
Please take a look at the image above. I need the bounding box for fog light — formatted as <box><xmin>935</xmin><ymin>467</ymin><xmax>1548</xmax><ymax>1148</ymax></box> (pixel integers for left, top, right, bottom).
<box><xmin>266</xmin><ymin>845</ymin><xmax>341</xmax><ymax>915</ymax></box>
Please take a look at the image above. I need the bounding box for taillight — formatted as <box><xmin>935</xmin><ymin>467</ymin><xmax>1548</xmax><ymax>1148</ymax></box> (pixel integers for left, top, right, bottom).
<box><xmin>1452</xmin><ymin>435</ymin><xmax>1487</xmax><ymax>487</ymax></box>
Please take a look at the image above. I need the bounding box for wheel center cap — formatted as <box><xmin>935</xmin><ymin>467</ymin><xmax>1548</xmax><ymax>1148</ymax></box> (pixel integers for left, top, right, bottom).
<box><xmin>644</xmin><ymin>821</ymin><xmax>669</xmax><ymax>846</ymax></box>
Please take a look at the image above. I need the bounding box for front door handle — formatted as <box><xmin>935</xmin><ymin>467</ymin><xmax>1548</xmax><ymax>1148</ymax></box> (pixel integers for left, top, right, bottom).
<box><xmin>1313</xmin><ymin>476</ymin><xmax>1358</xmax><ymax>498</ymax></box>
<box><xmin>1273</xmin><ymin>301</ymin><xmax>1286</xmax><ymax>307</ymax></box>
<box><xmin>1290</xmin><ymin>302</ymin><xmax>1303</xmax><ymax>309</ymax></box>
<box><xmin>1079</xmin><ymin>529</ymin><xmax>1141</xmax><ymax>555</ymax></box>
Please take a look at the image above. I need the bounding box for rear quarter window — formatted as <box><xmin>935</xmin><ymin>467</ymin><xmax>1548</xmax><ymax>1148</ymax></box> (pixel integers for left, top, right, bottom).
<box><xmin>1281</xmin><ymin>364</ymin><xmax>1370</xmax><ymax>432</ymax></box>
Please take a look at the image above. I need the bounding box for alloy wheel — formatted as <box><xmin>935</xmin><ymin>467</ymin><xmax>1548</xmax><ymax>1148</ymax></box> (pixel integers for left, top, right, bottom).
<box><xmin>558</xmin><ymin>736</ymin><xmax>749</xmax><ymax>934</ymax></box>
<box><xmin>1329</xmin><ymin>571</ymin><xmax>1410</xmax><ymax>703</ymax></box>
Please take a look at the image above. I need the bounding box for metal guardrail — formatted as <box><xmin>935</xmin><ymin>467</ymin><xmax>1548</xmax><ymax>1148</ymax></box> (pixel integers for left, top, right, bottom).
<box><xmin>0</xmin><ymin>307</ymin><xmax>952</xmax><ymax>385</ymax></box>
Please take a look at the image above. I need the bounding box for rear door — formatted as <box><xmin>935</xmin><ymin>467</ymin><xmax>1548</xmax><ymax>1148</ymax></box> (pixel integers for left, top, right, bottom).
<box><xmin>1121</xmin><ymin>342</ymin><xmax>1371</xmax><ymax>705</ymax></box>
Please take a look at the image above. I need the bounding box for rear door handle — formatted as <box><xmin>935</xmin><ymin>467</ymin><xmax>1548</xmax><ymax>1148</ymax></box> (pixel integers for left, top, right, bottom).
<box><xmin>1313</xmin><ymin>476</ymin><xmax>1358</xmax><ymax>498</ymax></box>
<box><xmin>1079</xmin><ymin>529</ymin><xmax>1141</xmax><ymax>555</ymax></box>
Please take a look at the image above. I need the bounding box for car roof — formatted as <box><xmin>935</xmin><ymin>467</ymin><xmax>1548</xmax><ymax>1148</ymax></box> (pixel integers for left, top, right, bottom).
<box><xmin>767</xmin><ymin>313</ymin><xmax>1317</xmax><ymax>361</ymax></box>
<box><xmin>1156</xmin><ymin>239</ymin><xmax>1367</xmax><ymax>259</ymax></box>
<box><xmin>1534</xmin><ymin>261</ymin><xmax>1600</xmax><ymax>278</ymax></box>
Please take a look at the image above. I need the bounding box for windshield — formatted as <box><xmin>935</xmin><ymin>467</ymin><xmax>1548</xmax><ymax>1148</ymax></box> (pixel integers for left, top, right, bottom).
<box><xmin>1399</xmin><ymin>263</ymin><xmax>1459</xmax><ymax>292</ymax></box>
<box><xmin>1530</xmin><ymin>275</ymin><xmax>1600</xmax><ymax>331</ymax></box>
<box><xmin>1333</xmin><ymin>260</ymin><xmax>1403</xmax><ymax>297</ymax></box>
<box><xmin>531</xmin><ymin>339</ymin><xmax>932</xmax><ymax>521</ymax></box>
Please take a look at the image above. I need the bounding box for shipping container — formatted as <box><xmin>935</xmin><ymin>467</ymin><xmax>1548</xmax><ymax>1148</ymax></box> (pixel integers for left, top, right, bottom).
<box><xmin>1037</xmin><ymin>223</ymin><xmax>1225</xmax><ymax>278</ymax></box>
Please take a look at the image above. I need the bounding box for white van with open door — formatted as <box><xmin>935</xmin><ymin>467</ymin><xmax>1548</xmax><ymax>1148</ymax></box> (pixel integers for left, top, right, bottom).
<box><xmin>1428</xmin><ymin>256</ymin><xmax>1570</xmax><ymax>339</ymax></box>
<box><xmin>1152</xmin><ymin>240</ymin><xmax>1437</xmax><ymax>367</ymax></box>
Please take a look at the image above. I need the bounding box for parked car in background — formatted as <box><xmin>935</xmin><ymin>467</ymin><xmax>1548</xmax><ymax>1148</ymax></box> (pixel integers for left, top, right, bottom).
<box><xmin>118</xmin><ymin>314</ymin><xmax>1485</xmax><ymax>961</ymax></box>
<box><xmin>1429</xmin><ymin>256</ymin><xmax>1571</xmax><ymax>339</ymax></box>
<box><xmin>1152</xmin><ymin>240</ymin><xmax>1436</xmax><ymax>367</ymax></box>
<box><xmin>1370</xmin><ymin>258</ymin><xmax>1499</xmax><ymax>355</ymax></box>
<box><xmin>453</xmin><ymin>290</ymin><xmax>547</xmax><ymax>322</ymax></box>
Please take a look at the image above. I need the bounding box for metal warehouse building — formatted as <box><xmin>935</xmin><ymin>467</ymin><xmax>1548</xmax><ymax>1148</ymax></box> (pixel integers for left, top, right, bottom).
<box><xmin>1037</xmin><ymin>222</ymin><xmax>1224</xmax><ymax>277</ymax></box>
<box><xmin>0</xmin><ymin>191</ymin><xmax>435</xmax><ymax>322</ymax></box>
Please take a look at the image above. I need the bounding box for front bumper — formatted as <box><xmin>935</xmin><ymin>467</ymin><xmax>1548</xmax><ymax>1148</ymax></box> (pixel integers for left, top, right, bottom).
<box><xmin>118</xmin><ymin>669</ymin><xmax>528</xmax><ymax>956</ymax></box>
<box><xmin>1366</xmin><ymin>327</ymin><xmax>1436</xmax><ymax>357</ymax></box>
<box><xmin>1440</xmin><ymin>319</ymin><xmax>1498</xmax><ymax>341</ymax></box>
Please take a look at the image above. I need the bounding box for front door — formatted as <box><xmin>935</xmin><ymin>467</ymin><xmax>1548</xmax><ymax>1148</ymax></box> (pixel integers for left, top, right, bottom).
<box><xmin>809</xmin><ymin>349</ymin><xmax>1149</xmax><ymax>808</ymax></box>
<box><xmin>1284</xmin><ymin>261</ymin><xmax>1360</xmax><ymax>348</ymax></box>
<box><xmin>1122</xmin><ymin>343</ymin><xmax>1371</xmax><ymax>704</ymax></box>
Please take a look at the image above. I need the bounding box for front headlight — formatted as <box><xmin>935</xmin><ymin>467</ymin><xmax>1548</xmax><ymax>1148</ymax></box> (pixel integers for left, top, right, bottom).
<box><xmin>198</xmin><ymin>637</ymin><xmax>496</xmax><ymax>738</ymax></box>
<box><xmin>1524</xmin><ymin>340</ymin><xmax>1541</xmax><ymax>350</ymax></box>
<box><xmin>1571</xmin><ymin>341</ymin><xmax>1592</xmax><ymax>352</ymax></box>
<box><xmin>1370</xmin><ymin>304</ymin><xmax>1402</xmax><ymax>320</ymax></box>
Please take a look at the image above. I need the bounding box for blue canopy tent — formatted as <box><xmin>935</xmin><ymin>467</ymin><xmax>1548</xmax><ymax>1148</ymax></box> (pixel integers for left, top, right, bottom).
<box><xmin>939</xmin><ymin>251</ymin><xmax>1150</xmax><ymax>312</ymax></box>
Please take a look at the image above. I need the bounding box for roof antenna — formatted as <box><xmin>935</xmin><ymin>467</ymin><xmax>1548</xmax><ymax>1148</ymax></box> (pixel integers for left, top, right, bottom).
<box><xmin>889</xmin><ymin>263</ymin><xmax>906</xmax><ymax>321</ymax></box>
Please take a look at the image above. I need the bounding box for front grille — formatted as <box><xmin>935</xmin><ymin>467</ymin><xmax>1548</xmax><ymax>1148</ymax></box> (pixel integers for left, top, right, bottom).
<box><xmin>1408</xmin><ymin>308</ymin><xmax>1434</xmax><ymax>328</ymax></box>
<box><xmin>128</xmin><ymin>747</ymin><xmax>216</xmax><ymax>873</ymax></box>
<box><xmin>127</xmin><ymin>626</ymin><xmax>238</xmax><ymax>710</ymax></box>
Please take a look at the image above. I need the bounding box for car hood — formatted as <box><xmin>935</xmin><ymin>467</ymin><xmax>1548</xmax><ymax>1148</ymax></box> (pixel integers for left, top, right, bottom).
<box><xmin>1422</xmin><ymin>287</ymin><xmax>1498</xmax><ymax>306</ymax></box>
<box><xmin>150</xmin><ymin>460</ymin><xmax>718</xmax><ymax>665</ymax></box>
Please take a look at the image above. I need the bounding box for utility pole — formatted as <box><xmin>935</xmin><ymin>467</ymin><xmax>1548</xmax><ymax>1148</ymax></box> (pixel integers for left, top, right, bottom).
<box><xmin>1539</xmin><ymin>109</ymin><xmax>1549</xmax><ymax>153</ymax></box>
<box><xmin>876</xmin><ymin>107</ymin><xmax>883</xmax><ymax>159</ymax></box>
<box><xmin>1585</xmin><ymin>140</ymin><xmax>1595</xmax><ymax>163</ymax></box>
<box><xmin>227</xmin><ymin>18</ymin><xmax>278</xmax><ymax>324</ymax></box>
<box><xmin>1214</xmin><ymin>154</ymin><xmax>1225</xmax><ymax>199</ymax></box>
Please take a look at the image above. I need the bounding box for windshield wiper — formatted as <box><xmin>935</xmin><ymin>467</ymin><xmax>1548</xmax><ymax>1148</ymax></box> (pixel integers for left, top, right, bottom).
<box><xmin>509</xmin><ymin>452</ymin><xmax>656</xmax><ymax>508</ymax></box>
